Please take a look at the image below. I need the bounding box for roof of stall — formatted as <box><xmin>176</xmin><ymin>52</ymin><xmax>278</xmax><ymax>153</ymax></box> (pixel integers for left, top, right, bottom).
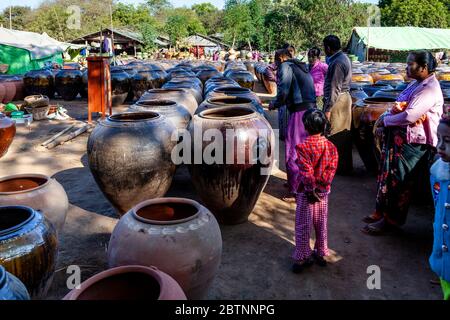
<box><xmin>350</xmin><ymin>27</ymin><xmax>450</xmax><ymax>51</ymax></box>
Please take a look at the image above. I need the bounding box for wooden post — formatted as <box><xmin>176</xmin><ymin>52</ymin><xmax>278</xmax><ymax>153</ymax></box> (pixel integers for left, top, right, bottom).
<box><xmin>87</xmin><ymin>56</ymin><xmax>112</xmax><ymax>123</ymax></box>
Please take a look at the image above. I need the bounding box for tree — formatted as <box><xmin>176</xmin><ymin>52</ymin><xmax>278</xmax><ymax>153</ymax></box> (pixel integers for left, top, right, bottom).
<box><xmin>1</xmin><ymin>6</ymin><xmax>32</xmax><ymax>30</ymax></box>
<box><xmin>165</xmin><ymin>9</ymin><xmax>205</xmax><ymax>46</ymax></box>
<box><xmin>380</xmin><ymin>0</ymin><xmax>448</xmax><ymax>28</ymax></box>
<box><xmin>192</xmin><ymin>2</ymin><xmax>223</xmax><ymax>35</ymax></box>
<box><xmin>223</xmin><ymin>0</ymin><xmax>255</xmax><ymax>49</ymax></box>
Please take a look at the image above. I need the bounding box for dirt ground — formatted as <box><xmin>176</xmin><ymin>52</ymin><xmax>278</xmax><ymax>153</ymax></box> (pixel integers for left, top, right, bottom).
<box><xmin>0</xmin><ymin>82</ymin><xmax>442</xmax><ymax>300</ymax></box>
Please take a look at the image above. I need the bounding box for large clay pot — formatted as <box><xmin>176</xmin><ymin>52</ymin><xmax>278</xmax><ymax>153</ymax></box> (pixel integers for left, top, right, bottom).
<box><xmin>188</xmin><ymin>106</ymin><xmax>274</xmax><ymax>224</ymax></box>
<box><xmin>168</xmin><ymin>76</ymin><xmax>203</xmax><ymax>91</ymax></box>
<box><xmin>376</xmin><ymin>79</ymin><xmax>404</xmax><ymax>88</ymax></box>
<box><xmin>352</xmin><ymin>73</ymin><xmax>373</xmax><ymax>84</ymax></box>
<box><xmin>205</xmin><ymin>87</ymin><xmax>264</xmax><ymax>115</ymax></box>
<box><xmin>437</xmin><ymin>70</ymin><xmax>450</xmax><ymax>81</ymax></box>
<box><xmin>140</xmin><ymin>88</ymin><xmax>198</xmax><ymax>115</ymax></box>
<box><xmin>372</xmin><ymin>89</ymin><xmax>403</xmax><ymax>99</ymax></box>
<box><xmin>350</xmin><ymin>88</ymin><xmax>368</xmax><ymax>105</ymax></box>
<box><xmin>24</xmin><ymin>70</ymin><xmax>55</xmax><ymax>98</ymax></box>
<box><xmin>131</xmin><ymin>70</ymin><xmax>152</xmax><ymax>100</ymax></box>
<box><xmin>197</xmin><ymin>96</ymin><xmax>264</xmax><ymax>116</ymax></box>
<box><xmin>225</xmin><ymin>70</ymin><xmax>255</xmax><ymax>90</ymax></box>
<box><xmin>204</xmin><ymin>77</ymin><xmax>238</xmax><ymax>96</ymax></box>
<box><xmin>167</xmin><ymin>69</ymin><xmax>196</xmax><ymax>81</ymax></box>
<box><xmin>196</xmin><ymin>69</ymin><xmax>221</xmax><ymax>85</ymax></box>
<box><xmin>129</xmin><ymin>100</ymin><xmax>191</xmax><ymax>130</ymax></box>
<box><xmin>63</xmin><ymin>265</ymin><xmax>186</xmax><ymax>300</ymax></box>
<box><xmin>107</xmin><ymin>198</ymin><xmax>222</xmax><ymax>299</ymax></box>
<box><xmin>0</xmin><ymin>265</ymin><xmax>30</xmax><ymax>300</ymax></box>
<box><xmin>0</xmin><ymin>76</ymin><xmax>17</xmax><ymax>103</ymax></box>
<box><xmin>352</xmin><ymin>97</ymin><xmax>396</xmax><ymax>172</ymax></box>
<box><xmin>0</xmin><ymin>174</ymin><xmax>68</xmax><ymax>233</ymax></box>
<box><xmin>87</xmin><ymin>112</ymin><xmax>177</xmax><ymax>216</ymax></box>
<box><xmin>0</xmin><ymin>113</ymin><xmax>15</xmax><ymax>159</ymax></box>
<box><xmin>244</xmin><ymin>61</ymin><xmax>256</xmax><ymax>77</ymax></box>
<box><xmin>0</xmin><ymin>205</ymin><xmax>58</xmax><ymax>298</ymax></box>
<box><xmin>362</xmin><ymin>83</ymin><xmax>394</xmax><ymax>97</ymax></box>
<box><xmin>377</xmin><ymin>73</ymin><xmax>404</xmax><ymax>82</ymax></box>
<box><xmin>9</xmin><ymin>76</ymin><xmax>24</xmax><ymax>100</ymax></box>
<box><xmin>110</xmin><ymin>68</ymin><xmax>131</xmax><ymax>107</ymax></box>
<box><xmin>55</xmin><ymin>69</ymin><xmax>82</xmax><ymax>101</ymax></box>
<box><xmin>149</xmin><ymin>70</ymin><xmax>168</xmax><ymax>89</ymax></box>
<box><xmin>192</xmin><ymin>65</ymin><xmax>217</xmax><ymax>74</ymax></box>
<box><xmin>162</xmin><ymin>81</ymin><xmax>203</xmax><ymax>105</ymax></box>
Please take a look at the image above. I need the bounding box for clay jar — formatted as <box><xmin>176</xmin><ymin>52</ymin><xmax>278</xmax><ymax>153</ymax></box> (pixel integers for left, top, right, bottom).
<box><xmin>140</xmin><ymin>88</ymin><xmax>198</xmax><ymax>115</ymax></box>
<box><xmin>352</xmin><ymin>73</ymin><xmax>373</xmax><ymax>84</ymax></box>
<box><xmin>0</xmin><ymin>265</ymin><xmax>30</xmax><ymax>300</ymax></box>
<box><xmin>197</xmin><ymin>96</ymin><xmax>265</xmax><ymax>116</ymax></box>
<box><xmin>0</xmin><ymin>174</ymin><xmax>69</xmax><ymax>233</ymax></box>
<box><xmin>131</xmin><ymin>70</ymin><xmax>152</xmax><ymax>100</ymax></box>
<box><xmin>372</xmin><ymin>89</ymin><xmax>403</xmax><ymax>100</ymax></box>
<box><xmin>0</xmin><ymin>76</ymin><xmax>17</xmax><ymax>103</ymax></box>
<box><xmin>0</xmin><ymin>205</ymin><xmax>58</xmax><ymax>298</ymax></box>
<box><xmin>63</xmin><ymin>265</ymin><xmax>186</xmax><ymax>300</ymax></box>
<box><xmin>204</xmin><ymin>77</ymin><xmax>239</xmax><ymax>96</ymax></box>
<box><xmin>162</xmin><ymin>81</ymin><xmax>203</xmax><ymax>105</ymax></box>
<box><xmin>110</xmin><ymin>68</ymin><xmax>131</xmax><ymax>107</ymax></box>
<box><xmin>55</xmin><ymin>69</ymin><xmax>83</xmax><ymax>100</ymax></box>
<box><xmin>0</xmin><ymin>113</ymin><xmax>16</xmax><ymax>159</ymax></box>
<box><xmin>196</xmin><ymin>69</ymin><xmax>221</xmax><ymax>85</ymax></box>
<box><xmin>362</xmin><ymin>83</ymin><xmax>394</xmax><ymax>97</ymax></box>
<box><xmin>188</xmin><ymin>106</ymin><xmax>274</xmax><ymax>224</ymax></box>
<box><xmin>107</xmin><ymin>198</ymin><xmax>222</xmax><ymax>299</ymax></box>
<box><xmin>350</xmin><ymin>88</ymin><xmax>368</xmax><ymax>105</ymax></box>
<box><xmin>87</xmin><ymin>112</ymin><xmax>177</xmax><ymax>216</ymax></box>
<box><xmin>225</xmin><ymin>70</ymin><xmax>255</xmax><ymax>90</ymax></box>
<box><xmin>205</xmin><ymin>86</ymin><xmax>263</xmax><ymax>114</ymax></box>
<box><xmin>128</xmin><ymin>99</ymin><xmax>191</xmax><ymax>130</ymax></box>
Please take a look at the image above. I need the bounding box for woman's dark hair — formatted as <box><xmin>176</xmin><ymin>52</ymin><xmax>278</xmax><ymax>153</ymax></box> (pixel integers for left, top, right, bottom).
<box><xmin>282</xmin><ymin>43</ymin><xmax>296</xmax><ymax>57</ymax></box>
<box><xmin>302</xmin><ymin>108</ymin><xmax>330</xmax><ymax>135</ymax></box>
<box><xmin>323</xmin><ymin>35</ymin><xmax>341</xmax><ymax>51</ymax></box>
<box><xmin>409</xmin><ymin>50</ymin><xmax>438</xmax><ymax>73</ymax></box>
<box><xmin>308</xmin><ymin>47</ymin><xmax>321</xmax><ymax>58</ymax></box>
<box><xmin>275</xmin><ymin>48</ymin><xmax>292</xmax><ymax>65</ymax></box>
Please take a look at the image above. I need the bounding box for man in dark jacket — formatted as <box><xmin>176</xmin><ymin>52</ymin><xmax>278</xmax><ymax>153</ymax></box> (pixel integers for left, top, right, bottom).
<box><xmin>269</xmin><ymin>48</ymin><xmax>317</xmax><ymax>202</ymax></box>
<box><xmin>323</xmin><ymin>35</ymin><xmax>353</xmax><ymax>174</ymax></box>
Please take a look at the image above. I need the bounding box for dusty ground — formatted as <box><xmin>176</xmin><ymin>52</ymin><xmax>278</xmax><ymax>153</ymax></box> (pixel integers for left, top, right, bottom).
<box><xmin>0</xmin><ymin>82</ymin><xmax>442</xmax><ymax>300</ymax></box>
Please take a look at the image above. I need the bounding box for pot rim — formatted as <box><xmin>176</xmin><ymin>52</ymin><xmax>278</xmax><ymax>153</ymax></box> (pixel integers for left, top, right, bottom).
<box><xmin>107</xmin><ymin>111</ymin><xmax>162</xmax><ymax>122</ymax></box>
<box><xmin>132</xmin><ymin>197</ymin><xmax>202</xmax><ymax>225</ymax></box>
<box><xmin>134</xmin><ymin>99</ymin><xmax>178</xmax><ymax>107</ymax></box>
<box><xmin>213</xmin><ymin>86</ymin><xmax>251</xmax><ymax>93</ymax></box>
<box><xmin>66</xmin><ymin>265</ymin><xmax>165</xmax><ymax>300</ymax></box>
<box><xmin>0</xmin><ymin>205</ymin><xmax>35</xmax><ymax>237</ymax></box>
<box><xmin>198</xmin><ymin>105</ymin><xmax>257</xmax><ymax>120</ymax></box>
<box><xmin>0</xmin><ymin>173</ymin><xmax>51</xmax><ymax>195</ymax></box>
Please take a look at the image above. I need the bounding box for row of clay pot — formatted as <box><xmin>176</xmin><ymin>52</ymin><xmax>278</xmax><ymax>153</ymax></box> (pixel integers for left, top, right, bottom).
<box><xmin>0</xmin><ymin>75</ymin><xmax>25</xmax><ymax>103</ymax></box>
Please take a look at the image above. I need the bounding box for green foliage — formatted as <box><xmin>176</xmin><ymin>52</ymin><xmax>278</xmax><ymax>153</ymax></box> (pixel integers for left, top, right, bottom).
<box><xmin>380</xmin><ymin>0</ymin><xmax>448</xmax><ymax>28</ymax></box>
<box><xmin>223</xmin><ymin>0</ymin><xmax>255</xmax><ymax>48</ymax></box>
<box><xmin>1</xmin><ymin>6</ymin><xmax>32</xmax><ymax>30</ymax></box>
<box><xmin>192</xmin><ymin>2</ymin><xmax>223</xmax><ymax>35</ymax></box>
<box><xmin>165</xmin><ymin>8</ymin><xmax>206</xmax><ymax>46</ymax></box>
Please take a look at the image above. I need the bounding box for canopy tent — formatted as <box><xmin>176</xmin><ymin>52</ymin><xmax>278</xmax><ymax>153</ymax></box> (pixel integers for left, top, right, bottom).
<box><xmin>0</xmin><ymin>27</ymin><xmax>85</xmax><ymax>74</ymax></box>
<box><xmin>348</xmin><ymin>27</ymin><xmax>450</xmax><ymax>62</ymax></box>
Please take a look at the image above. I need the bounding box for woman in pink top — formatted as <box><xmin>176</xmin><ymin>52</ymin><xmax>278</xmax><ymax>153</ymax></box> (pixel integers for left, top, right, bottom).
<box><xmin>308</xmin><ymin>47</ymin><xmax>328</xmax><ymax>110</ymax></box>
<box><xmin>362</xmin><ymin>50</ymin><xmax>444</xmax><ymax>235</ymax></box>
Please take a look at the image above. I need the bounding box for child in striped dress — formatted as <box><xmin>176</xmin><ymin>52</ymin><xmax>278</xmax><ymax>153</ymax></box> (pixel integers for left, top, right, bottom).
<box><xmin>292</xmin><ymin>109</ymin><xmax>338</xmax><ymax>273</ymax></box>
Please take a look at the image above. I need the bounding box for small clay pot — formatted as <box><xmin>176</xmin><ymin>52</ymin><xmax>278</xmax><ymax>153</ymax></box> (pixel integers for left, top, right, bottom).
<box><xmin>0</xmin><ymin>265</ymin><xmax>30</xmax><ymax>300</ymax></box>
<box><xmin>63</xmin><ymin>265</ymin><xmax>186</xmax><ymax>300</ymax></box>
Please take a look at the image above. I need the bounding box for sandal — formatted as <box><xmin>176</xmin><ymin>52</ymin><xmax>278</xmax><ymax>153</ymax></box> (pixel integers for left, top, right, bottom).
<box><xmin>362</xmin><ymin>212</ymin><xmax>383</xmax><ymax>224</ymax></box>
<box><xmin>292</xmin><ymin>256</ymin><xmax>314</xmax><ymax>273</ymax></box>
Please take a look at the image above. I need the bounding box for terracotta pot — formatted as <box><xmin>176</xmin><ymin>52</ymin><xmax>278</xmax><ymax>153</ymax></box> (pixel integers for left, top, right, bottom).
<box><xmin>0</xmin><ymin>113</ymin><xmax>15</xmax><ymax>159</ymax></box>
<box><xmin>162</xmin><ymin>81</ymin><xmax>203</xmax><ymax>105</ymax></box>
<box><xmin>167</xmin><ymin>69</ymin><xmax>196</xmax><ymax>81</ymax></box>
<box><xmin>110</xmin><ymin>68</ymin><xmax>131</xmax><ymax>107</ymax></box>
<box><xmin>0</xmin><ymin>76</ymin><xmax>17</xmax><ymax>103</ymax></box>
<box><xmin>55</xmin><ymin>69</ymin><xmax>82</xmax><ymax>101</ymax></box>
<box><xmin>0</xmin><ymin>174</ymin><xmax>68</xmax><ymax>233</ymax></box>
<box><xmin>0</xmin><ymin>205</ymin><xmax>58</xmax><ymax>298</ymax></box>
<box><xmin>204</xmin><ymin>77</ymin><xmax>238</xmax><ymax>96</ymax></box>
<box><xmin>87</xmin><ymin>112</ymin><xmax>177</xmax><ymax>216</ymax></box>
<box><xmin>362</xmin><ymin>83</ymin><xmax>394</xmax><ymax>97</ymax></box>
<box><xmin>378</xmin><ymin>73</ymin><xmax>404</xmax><ymax>82</ymax></box>
<box><xmin>140</xmin><ymin>88</ymin><xmax>198</xmax><ymax>116</ymax></box>
<box><xmin>0</xmin><ymin>265</ymin><xmax>30</xmax><ymax>300</ymax></box>
<box><xmin>352</xmin><ymin>74</ymin><xmax>373</xmax><ymax>84</ymax></box>
<box><xmin>149</xmin><ymin>70</ymin><xmax>168</xmax><ymax>89</ymax></box>
<box><xmin>24</xmin><ymin>70</ymin><xmax>55</xmax><ymax>98</ymax></box>
<box><xmin>197</xmin><ymin>96</ymin><xmax>264</xmax><ymax>116</ymax></box>
<box><xmin>225</xmin><ymin>70</ymin><xmax>255</xmax><ymax>90</ymax></box>
<box><xmin>0</xmin><ymin>83</ymin><xmax>5</xmax><ymax>102</ymax></box>
<box><xmin>188</xmin><ymin>106</ymin><xmax>274</xmax><ymax>224</ymax></box>
<box><xmin>107</xmin><ymin>198</ymin><xmax>222</xmax><ymax>299</ymax></box>
<box><xmin>63</xmin><ymin>265</ymin><xmax>186</xmax><ymax>300</ymax></box>
<box><xmin>13</xmin><ymin>76</ymin><xmax>25</xmax><ymax>100</ymax></box>
<box><xmin>129</xmin><ymin>99</ymin><xmax>191</xmax><ymax>130</ymax></box>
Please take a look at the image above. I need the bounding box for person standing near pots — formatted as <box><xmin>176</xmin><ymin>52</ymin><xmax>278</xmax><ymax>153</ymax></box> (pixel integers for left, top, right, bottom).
<box><xmin>322</xmin><ymin>35</ymin><xmax>353</xmax><ymax>175</ymax></box>
<box><xmin>362</xmin><ymin>50</ymin><xmax>443</xmax><ymax>235</ymax></box>
<box><xmin>308</xmin><ymin>47</ymin><xmax>328</xmax><ymax>110</ymax></box>
<box><xmin>269</xmin><ymin>48</ymin><xmax>317</xmax><ymax>202</ymax></box>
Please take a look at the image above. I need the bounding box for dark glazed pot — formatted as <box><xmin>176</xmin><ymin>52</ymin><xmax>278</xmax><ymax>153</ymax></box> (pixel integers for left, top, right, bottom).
<box><xmin>87</xmin><ymin>112</ymin><xmax>177</xmax><ymax>216</ymax></box>
<box><xmin>0</xmin><ymin>113</ymin><xmax>16</xmax><ymax>159</ymax></box>
<box><xmin>0</xmin><ymin>265</ymin><xmax>30</xmax><ymax>300</ymax></box>
<box><xmin>128</xmin><ymin>99</ymin><xmax>191</xmax><ymax>130</ymax></box>
<box><xmin>225</xmin><ymin>70</ymin><xmax>255</xmax><ymax>90</ymax></box>
<box><xmin>205</xmin><ymin>86</ymin><xmax>263</xmax><ymax>113</ymax></box>
<box><xmin>110</xmin><ymin>68</ymin><xmax>131</xmax><ymax>107</ymax></box>
<box><xmin>131</xmin><ymin>70</ymin><xmax>152</xmax><ymax>100</ymax></box>
<box><xmin>0</xmin><ymin>205</ymin><xmax>58</xmax><ymax>299</ymax></box>
<box><xmin>107</xmin><ymin>198</ymin><xmax>221</xmax><ymax>299</ymax></box>
<box><xmin>362</xmin><ymin>83</ymin><xmax>394</xmax><ymax>97</ymax></box>
<box><xmin>63</xmin><ymin>265</ymin><xmax>186</xmax><ymax>300</ymax></box>
<box><xmin>197</xmin><ymin>96</ymin><xmax>264</xmax><ymax>115</ymax></box>
<box><xmin>372</xmin><ymin>89</ymin><xmax>403</xmax><ymax>99</ymax></box>
<box><xmin>188</xmin><ymin>107</ymin><xmax>274</xmax><ymax>224</ymax></box>
<box><xmin>162</xmin><ymin>81</ymin><xmax>203</xmax><ymax>105</ymax></box>
<box><xmin>55</xmin><ymin>69</ymin><xmax>82</xmax><ymax>100</ymax></box>
<box><xmin>23</xmin><ymin>70</ymin><xmax>55</xmax><ymax>98</ymax></box>
<box><xmin>196</xmin><ymin>69</ymin><xmax>221</xmax><ymax>85</ymax></box>
<box><xmin>140</xmin><ymin>88</ymin><xmax>198</xmax><ymax>115</ymax></box>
